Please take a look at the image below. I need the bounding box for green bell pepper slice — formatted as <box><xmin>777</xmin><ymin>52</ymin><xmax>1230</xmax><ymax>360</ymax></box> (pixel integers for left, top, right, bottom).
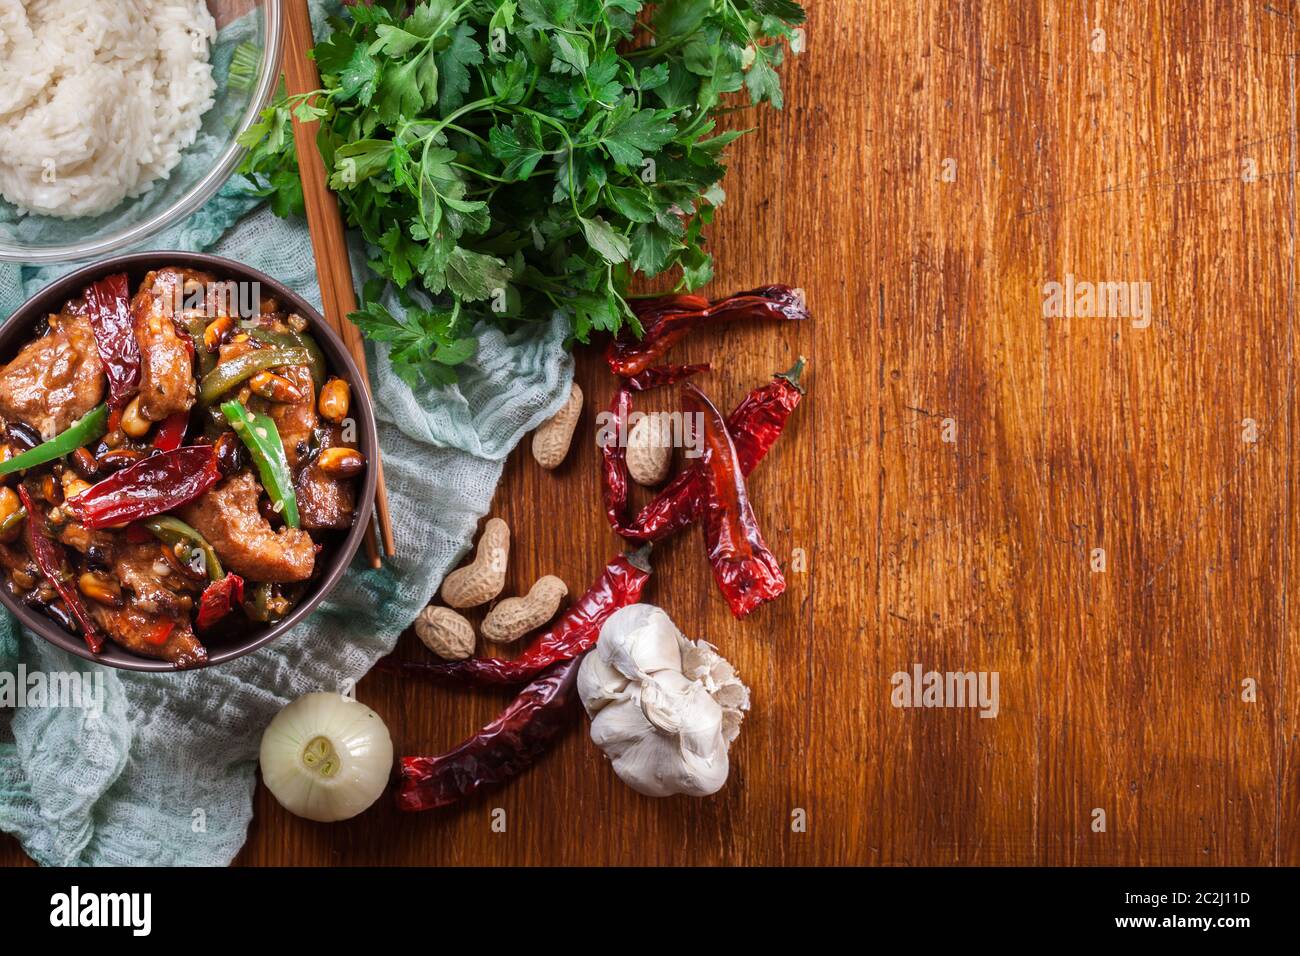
<box><xmin>199</xmin><ymin>346</ymin><xmax>310</xmax><ymax>406</ymax></box>
<box><xmin>141</xmin><ymin>516</ymin><xmax>223</xmax><ymax>582</ymax></box>
<box><xmin>245</xmin><ymin>581</ymin><xmax>282</xmax><ymax>623</ymax></box>
<box><xmin>179</xmin><ymin>314</ymin><xmax>217</xmax><ymax>379</ymax></box>
<box><xmin>0</xmin><ymin>404</ymin><xmax>108</xmax><ymax>477</ymax></box>
<box><xmin>242</xmin><ymin>325</ymin><xmax>326</xmax><ymax>390</ymax></box>
<box><xmin>220</xmin><ymin>400</ymin><xmax>300</xmax><ymax>529</ymax></box>
<box><xmin>0</xmin><ymin>506</ymin><xmax>26</xmax><ymax>536</ymax></box>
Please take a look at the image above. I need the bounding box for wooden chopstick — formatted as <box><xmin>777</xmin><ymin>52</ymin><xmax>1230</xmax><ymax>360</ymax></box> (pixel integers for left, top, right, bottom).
<box><xmin>281</xmin><ymin>0</ymin><xmax>396</xmax><ymax>566</ymax></box>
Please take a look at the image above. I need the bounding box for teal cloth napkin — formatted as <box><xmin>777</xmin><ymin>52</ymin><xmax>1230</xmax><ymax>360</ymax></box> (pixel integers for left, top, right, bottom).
<box><xmin>0</xmin><ymin>5</ymin><xmax>573</xmax><ymax>866</ymax></box>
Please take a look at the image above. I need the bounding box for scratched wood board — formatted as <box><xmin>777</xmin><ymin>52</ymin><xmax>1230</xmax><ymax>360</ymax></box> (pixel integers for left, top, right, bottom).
<box><xmin>4</xmin><ymin>0</ymin><xmax>1298</xmax><ymax>867</ymax></box>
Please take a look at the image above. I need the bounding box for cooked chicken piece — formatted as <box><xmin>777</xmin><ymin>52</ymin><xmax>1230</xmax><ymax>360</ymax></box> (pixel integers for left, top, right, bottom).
<box><xmin>220</xmin><ymin>323</ymin><xmax>318</xmax><ymax>469</ymax></box>
<box><xmin>296</xmin><ymin>424</ymin><xmax>357</xmax><ymax>531</ymax></box>
<box><xmin>221</xmin><ymin>328</ymin><xmax>321</xmax><ymax>468</ymax></box>
<box><xmin>202</xmin><ymin>280</ymin><xmax>242</xmax><ymax>319</ymax></box>
<box><xmin>216</xmin><ymin>336</ymin><xmax>314</xmax><ymax>459</ymax></box>
<box><xmin>0</xmin><ymin>541</ymin><xmax>38</xmax><ymax>579</ymax></box>
<box><xmin>0</xmin><ymin>314</ymin><xmax>105</xmax><ymax>440</ymax></box>
<box><xmin>114</xmin><ymin>541</ymin><xmax>195</xmax><ymax>618</ymax></box>
<box><xmin>90</xmin><ymin>604</ymin><xmax>207</xmax><ymax>668</ymax></box>
<box><xmin>130</xmin><ymin>268</ymin><xmax>200</xmax><ymax>421</ymax></box>
<box><xmin>260</xmin><ymin>362</ymin><xmax>317</xmax><ymax>469</ymax></box>
<box><xmin>55</xmin><ymin>521</ymin><xmax>115</xmax><ymax>562</ymax></box>
<box><xmin>177</xmin><ymin>470</ymin><xmax>315</xmax><ymax>582</ymax></box>
<box><xmin>215</xmin><ymin>337</ymin><xmax>319</xmax><ymax>470</ymax></box>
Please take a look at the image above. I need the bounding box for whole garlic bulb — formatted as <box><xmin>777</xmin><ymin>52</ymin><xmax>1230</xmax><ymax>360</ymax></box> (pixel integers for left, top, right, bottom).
<box><xmin>577</xmin><ymin>604</ymin><xmax>750</xmax><ymax>797</ymax></box>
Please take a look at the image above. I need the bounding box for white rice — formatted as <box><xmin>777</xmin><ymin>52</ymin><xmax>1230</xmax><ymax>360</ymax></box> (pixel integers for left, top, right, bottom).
<box><xmin>0</xmin><ymin>0</ymin><xmax>217</xmax><ymax>219</ymax></box>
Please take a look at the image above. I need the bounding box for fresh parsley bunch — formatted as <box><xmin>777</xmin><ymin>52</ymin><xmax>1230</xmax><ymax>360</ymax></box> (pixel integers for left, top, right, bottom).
<box><xmin>238</xmin><ymin>0</ymin><xmax>805</xmax><ymax>385</ymax></box>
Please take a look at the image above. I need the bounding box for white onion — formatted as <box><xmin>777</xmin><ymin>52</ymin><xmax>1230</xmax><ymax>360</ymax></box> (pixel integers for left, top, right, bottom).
<box><xmin>259</xmin><ymin>693</ymin><xmax>393</xmax><ymax>822</ymax></box>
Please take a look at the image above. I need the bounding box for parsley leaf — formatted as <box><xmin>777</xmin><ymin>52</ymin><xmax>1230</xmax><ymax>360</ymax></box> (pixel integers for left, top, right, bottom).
<box><xmin>446</xmin><ymin>247</ymin><xmax>512</xmax><ymax>300</ymax></box>
<box><xmin>337</xmin><ymin>43</ymin><xmax>380</xmax><ymax>104</ymax></box>
<box><xmin>435</xmin><ymin>21</ymin><xmax>484</xmax><ymax>110</ymax></box>
<box><xmin>601</xmin><ymin>99</ymin><xmax>677</xmax><ymax>167</ymax></box>
<box><xmin>581</xmin><ymin>216</ymin><xmax>630</xmax><ymax>265</ymax></box>
<box><xmin>239</xmin><ymin>0</ymin><xmax>806</xmax><ymax>384</ymax></box>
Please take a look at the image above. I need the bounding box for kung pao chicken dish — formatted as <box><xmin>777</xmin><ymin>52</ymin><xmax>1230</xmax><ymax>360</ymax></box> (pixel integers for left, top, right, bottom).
<box><xmin>0</xmin><ymin>267</ymin><xmax>367</xmax><ymax>668</ymax></box>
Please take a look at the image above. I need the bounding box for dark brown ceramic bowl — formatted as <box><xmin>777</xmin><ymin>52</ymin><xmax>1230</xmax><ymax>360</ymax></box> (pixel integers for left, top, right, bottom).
<box><xmin>0</xmin><ymin>252</ymin><xmax>378</xmax><ymax>671</ymax></box>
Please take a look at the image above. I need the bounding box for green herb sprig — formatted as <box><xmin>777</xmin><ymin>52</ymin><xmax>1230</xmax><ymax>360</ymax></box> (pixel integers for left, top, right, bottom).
<box><xmin>238</xmin><ymin>0</ymin><xmax>805</xmax><ymax>386</ymax></box>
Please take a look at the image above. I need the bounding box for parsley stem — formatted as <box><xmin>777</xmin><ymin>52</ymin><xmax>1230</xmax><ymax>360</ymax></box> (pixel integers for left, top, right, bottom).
<box><xmin>420</xmin><ymin>0</ymin><xmax>476</xmax><ymax>55</ymax></box>
<box><xmin>626</xmin><ymin>32</ymin><xmax>696</xmax><ymax>60</ymax></box>
<box><xmin>432</xmin><ymin>96</ymin><xmax>501</xmax><ymax>137</ymax></box>
<box><xmin>721</xmin><ymin>0</ymin><xmax>758</xmax><ymax>45</ymax></box>
<box><xmin>522</xmin><ymin>65</ymin><xmax>540</xmax><ymax>103</ymax></box>
<box><xmin>512</xmin><ymin>106</ymin><xmax>582</xmax><ymax>217</ymax></box>
<box><xmin>453</xmin><ymin>162</ymin><xmax>510</xmax><ymax>183</ymax></box>
<box><xmin>444</xmin><ymin>123</ymin><xmax>488</xmax><ymax>147</ymax></box>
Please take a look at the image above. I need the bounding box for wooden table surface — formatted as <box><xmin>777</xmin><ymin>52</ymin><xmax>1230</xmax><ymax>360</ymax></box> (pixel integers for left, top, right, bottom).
<box><xmin>6</xmin><ymin>0</ymin><xmax>1300</xmax><ymax>866</ymax></box>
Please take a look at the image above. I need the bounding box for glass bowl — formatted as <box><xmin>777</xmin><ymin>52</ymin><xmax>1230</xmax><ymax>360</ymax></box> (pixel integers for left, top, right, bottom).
<box><xmin>0</xmin><ymin>0</ymin><xmax>283</xmax><ymax>265</ymax></box>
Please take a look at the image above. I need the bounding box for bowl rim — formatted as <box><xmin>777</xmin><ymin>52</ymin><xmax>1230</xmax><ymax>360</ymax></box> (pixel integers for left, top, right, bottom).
<box><xmin>0</xmin><ymin>1</ymin><xmax>285</xmax><ymax>265</ymax></box>
<box><xmin>0</xmin><ymin>250</ymin><xmax>379</xmax><ymax>672</ymax></box>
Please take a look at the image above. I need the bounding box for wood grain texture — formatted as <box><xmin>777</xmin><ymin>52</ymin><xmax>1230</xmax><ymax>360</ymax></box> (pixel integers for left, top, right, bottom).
<box><xmin>5</xmin><ymin>0</ymin><xmax>1300</xmax><ymax>866</ymax></box>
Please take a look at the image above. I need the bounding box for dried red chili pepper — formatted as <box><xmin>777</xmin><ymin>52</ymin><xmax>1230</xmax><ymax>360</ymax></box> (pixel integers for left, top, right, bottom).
<box><xmin>16</xmin><ymin>484</ymin><xmax>103</xmax><ymax>652</ymax></box>
<box><xmin>382</xmin><ymin>545</ymin><xmax>652</xmax><ymax>688</ymax></box>
<box><xmin>396</xmin><ymin>656</ymin><xmax>583</xmax><ymax>811</ymax></box>
<box><xmin>625</xmin><ymin>363</ymin><xmax>710</xmax><ymax>392</ymax></box>
<box><xmin>151</xmin><ymin>411</ymin><xmax>189</xmax><ymax>452</ymax></box>
<box><xmin>727</xmin><ymin>356</ymin><xmax>807</xmax><ymax>472</ymax></box>
<box><xmin>608</xmin><ymin>285</ymin><xmax>807</xmax><ymax>376</ymax></box>
<box><xmin>610</xmin><ymin>358</ymin><xmax>806</xmax><ymax>543</ymax></box>
<box><xmin>64</xmin><ymin>445</ymin><xmax>221</xmax><ymax>529</ymax></box>
<box><xmin>196</xmin><ymin>573</ymin><xmax>245</xmax><ymax>630</ymax></box>
<box><xmin>683</xmin><ymin>384</ymin><xmax>786</xmax><ymax>618</ymax></box>
<box><xmin>82</xmin><ymin>273</ymin><xmax>140</xmax><ymax>412</ymax></box>
<box><xmin>600</xmin><ymin>385</ymin><xmax>634</xmax><ymax>530</ymax></box>
<box><xmin>614</xmin><ymin>470</ymin><xmax>697</xmax><ymax>543</ymax></box>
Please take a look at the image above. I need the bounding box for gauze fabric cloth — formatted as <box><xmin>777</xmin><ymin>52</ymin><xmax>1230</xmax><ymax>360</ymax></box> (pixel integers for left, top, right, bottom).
<box><xmin>0</xmin><ymin>5</ymin><xmax>572</xmax><ymax>866</ymax></box>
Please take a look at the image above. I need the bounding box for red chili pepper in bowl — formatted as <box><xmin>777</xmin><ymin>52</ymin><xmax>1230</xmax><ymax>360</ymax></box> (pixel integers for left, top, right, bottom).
<box><xmin>396</xmin><ymin>655</ymin><xmax>583</xmax><ymax>811</ymax></box>
<box><xmin>16</xmin><ymin>484</ymin><xmax>103</xmax><ymax>653</ymax></box>
<box><xmin>381</xmin><ymin>545</ymin><xmax>652</xmax><ymax>688</ymax></box>
<box><xmin>196</xmin><ymin>573</ymin><xmax>245</xmax><ymax>630</ymax></box>
<box><xmin>610</xmin><ymin>358</ymin><xmax>806</xmax><ymax>543</ymax></box>
<box><xmin>683</xmin><ymin>383</ymin><xmax>786</xmax><ymax>618</ymax></box>
<box><xmin>607</xmin><ymin>285</ymin><xmax>808</xmax><ymax>376</ymax></box>
<box><xmin>64</xmin><ymin>445</ymin><xmax>221</xmax><ymax>529</ymax></box>
<box><xmin>82</xmin><ymin>273</ymin><xmax>140</xmax><ymax>412</ymax></box>
<box><xmin>141</xmin><ymin>619</ymin><xmax>177</xmax><ymax>647</ymax></box>
<box><xmin>151</xmin><ymin>411</ymin><xmax>190</xmax><ymax>452</ymax></box>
